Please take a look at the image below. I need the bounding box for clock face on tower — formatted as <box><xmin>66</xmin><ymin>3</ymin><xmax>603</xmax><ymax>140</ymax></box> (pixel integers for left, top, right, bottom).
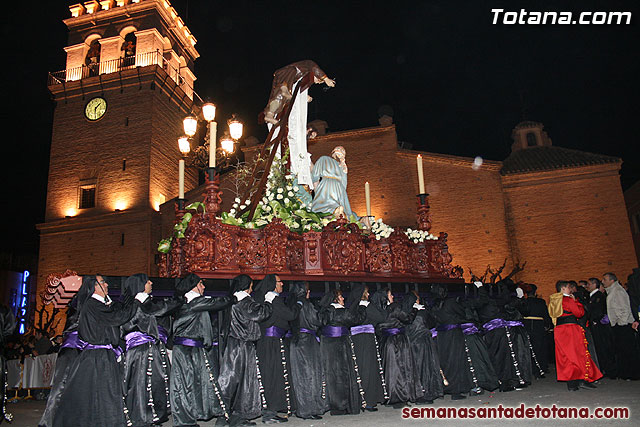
<box><xmin>85</xmin><ymin>97</ymin><xmax>107</xmax><ymax>121</ymax></box>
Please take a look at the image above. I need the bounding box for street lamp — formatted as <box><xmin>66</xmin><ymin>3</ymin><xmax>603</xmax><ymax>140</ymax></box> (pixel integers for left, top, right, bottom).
<box><xmin>183</xmin><ymin>115</ymin><xmax>198</xmax><ymax>137</ymax></box>
<box><xmin>202</xmin><ymin>102</ymin><xmax>218</xmax><ymax>168</ymax></box>
<box><xmin>177</xmin><ymin>135</ymin><xmax>191</xmax><ymax>204</ymax></box>
<box><xmin>220</xmin><ymin>133</ymin><xmax>235</xmax><ymax>154</ymax></box>
<box><xmin>228</xmin><ymin>114</ymin><xmax>243</xmax><ymax>141</ymax></box>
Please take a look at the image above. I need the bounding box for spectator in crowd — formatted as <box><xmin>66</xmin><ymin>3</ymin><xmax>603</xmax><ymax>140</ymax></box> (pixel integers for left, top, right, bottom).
<box><xmin>585</xmin><ymin>278</ymin><xmax>616</xmax><ymax>379</ymax></box>
<box><xmin>602</xmin><ymin>272</ymin><xmax>640</xmax><ymax>380</ymax></box>
<box><xmin>34</xmin><ymin>329</ymin><xmax>52</xmax><ymax>356</ymax></box>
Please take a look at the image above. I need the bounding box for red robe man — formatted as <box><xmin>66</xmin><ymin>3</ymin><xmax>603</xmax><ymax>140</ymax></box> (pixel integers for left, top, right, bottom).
<box><xmin>551</xmin><ymin>281</ymin><xmax>602</xmax><ymax>391</ymax></box>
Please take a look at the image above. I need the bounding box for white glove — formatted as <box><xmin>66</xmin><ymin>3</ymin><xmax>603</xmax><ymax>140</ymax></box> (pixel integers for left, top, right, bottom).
<box><xmin>473</xmin><ymin>281</ymin><xmax>483</xmax><ymax>288</ymax></box>
<box><xmin>135</xmin><ymin>292</ymin><xmax>149</xmax><ymax>303</ymax></box>
<box><xmin>413</xmin><ymin>303</ymin><xmax>425</xmax><ymax>310</ymax></box>
<box><xmin>359</xmin><ymin>300</ymin><xmax>370</xmax><ymax>307</ymax></box>
<box><xmin>264</xmin><ymin>291</ymin><xmax>278</xmax><ymax>303</ymax></box>
<box><xmin>516</xmin><ymin>288</ymin><xmax>524</xmax><ymax>299</ymax></box>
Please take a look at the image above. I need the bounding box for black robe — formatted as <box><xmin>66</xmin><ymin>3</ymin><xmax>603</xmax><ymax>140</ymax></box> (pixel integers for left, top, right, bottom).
<box><xmin>349</xmin><ymin>293</ymin><xmax>388</xmax><ymax>407</ymax></box>
<box><xmin>404</xmin><ymin>303</ymin><xmax>444</xmax><ymax>401</ymax></box>
<box><xmin>288</xmin><ymin>298</ymin><xmax>328</xmax><ymax>418</ymax></box>
<box><xmin>378</xmin><ymin>302</ymin><xmax>422</xmax><ymax>404</ymax></box>
<box><xmin>54</xmin><ymin>296</ymin><xmax>136</xmax><ymax>427</ymax></box>
<box><xmin>520</xmin><ymin>296</ymin><xmax>552</xmax><ymax>373</ymax></box>
<box><xmin>39</xmin><ymin>306</ymin><xmax>80</xmax><ymax>427</ymax></box>
<box><xmin>170</xmin><ymin>295</ymin><xmax>231</xmax><ymax>426</ymax></box>
<box><xmin>218</xmin><ymin>295</ymin><xmax>272</xmax><ymax>422</ymax></box>
<box><xmin>586</xmin><ymin>290</ymin><xmax>616</xmax><ymax>378</ymax></box>
<box><xmin>432</xmin><ymin>297</ymin><xmax>473</xmax><ymax>396</ymax></box>
<box><xmin>503</xmin><ymin>299</ymin><xmax>535</xmax><ymax>383</ymax></box>
<box><xmin>475</xmin><ymin>285</ymin><xmax>524</xmax><ymax>391</ymax></box>
<box><xmin>459</xmin><ymin>298</ymin><xmax>500</xmax><ymax>392</ymax></box>
<box><xmin>319</xmin><ymin>304</ymin><xmax>366</xmax><ymax>414</ymax></box>
<box><xmin>121</xmin><ymin>297</ymin><xmax>182</xmax><ymax>427</ymax></box>
<box><xmin>0</xmin><ymin>305</ymin><xmax>15</xmax><ymax>425</ymax></box>
<box><xmin>256</xmin><ymin>295</ymin><xmax>300</xmax><ymax>416</ymax></box>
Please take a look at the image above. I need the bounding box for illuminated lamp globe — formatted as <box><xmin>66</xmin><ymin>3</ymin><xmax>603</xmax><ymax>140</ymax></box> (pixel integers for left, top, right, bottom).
<box><xmin>228</xmin><ymin>115</ymin><xmax>243</xmax><ymax>140</ymax></box>
<box><xmin>183</xmin><ymin>115</ymin><xmax>198</xmax><ymax>137</ymax></box>
<box><xmin>202</xmin><ymin>102</ymin><xmax>216</xmax><ymax>122</ymax></box>
<box><xmin>178</xmin><ymin>135</ymin><xmax>191</xmax><ymax>156</ymax></box>
<box><xmin>220</xmin><ymin>135</ymin><xmax>235</xmax><ymax>154</ymax></box>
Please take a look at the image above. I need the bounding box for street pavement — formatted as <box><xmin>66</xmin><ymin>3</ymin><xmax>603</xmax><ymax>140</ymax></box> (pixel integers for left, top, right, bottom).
<box><xmin>8</xmin><ymin>369</ymin><xmax>639</xmax><ymax>426</ymax></box>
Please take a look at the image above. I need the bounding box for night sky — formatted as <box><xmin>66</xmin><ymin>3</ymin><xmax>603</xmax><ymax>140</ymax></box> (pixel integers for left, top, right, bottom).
<box><xmin>1</xmin><ymin>0</ymin><xmax>638</xmax><ymax>262</ymax></box>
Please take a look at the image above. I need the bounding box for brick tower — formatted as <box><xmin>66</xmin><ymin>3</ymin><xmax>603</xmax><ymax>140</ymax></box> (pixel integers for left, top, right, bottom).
<box><xmin>37</xmin><ymin>0</ymin><xmax>199</xmax><ymax>295</ymax></box>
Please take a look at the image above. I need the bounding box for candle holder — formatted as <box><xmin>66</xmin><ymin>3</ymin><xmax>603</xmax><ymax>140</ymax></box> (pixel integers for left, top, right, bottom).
<box><xmin>204</xmin><ymin>166</ymin><xmax>223</xmax><ymax>217</ymax></box>
<box><xmin>416</xmin><ymin>193</ymin><xmax>431</xmax><ymax>231</ymax></box>
<box><xmin>361</xmin><ymin>215</ymin><xmax>375</xmax><ymax>230</ymax></box>
<box><xmin>176</xmin><ymin>198</ymin><xmax>186</xmax><ymax>221</ymax></box>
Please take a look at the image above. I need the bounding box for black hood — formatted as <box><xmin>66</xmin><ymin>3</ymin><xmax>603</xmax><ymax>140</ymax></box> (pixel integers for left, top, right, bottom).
<box><xmin>230</xmin><ymin>274</ymin><xmax>253</xmax><ymax>294</ymax></box>
<box><xmin>175</xmin><ymin>273</ymin><xmax>201</xmax><ymax>296</ymax></box>
<box><xmin>254</xmin><ymin>274</ymin><xmax>276</xmax><ymax>303</ymax></box>
<box><xmin>122</xmin><ymin>273</ymin><xmax>148</xmax><ymax>297</ymax></box>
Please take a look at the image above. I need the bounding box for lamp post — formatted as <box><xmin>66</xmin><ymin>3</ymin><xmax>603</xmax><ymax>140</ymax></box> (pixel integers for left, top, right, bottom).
<box><xmin>181</xmin><ymin>104</ymin><xmax>243</xmax><ymax>216</ymax></box>
<box><xmin>177</xmin><ymin>135</ymin><xmax>190</xmax><ymax>211</ymax></box>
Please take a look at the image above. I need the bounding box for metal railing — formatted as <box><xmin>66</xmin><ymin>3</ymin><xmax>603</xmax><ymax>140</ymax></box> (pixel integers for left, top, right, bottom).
<box><xmin>47</xmin><ymin>50</ymin><xmax>195</xmax><ymax>97</ymax></box>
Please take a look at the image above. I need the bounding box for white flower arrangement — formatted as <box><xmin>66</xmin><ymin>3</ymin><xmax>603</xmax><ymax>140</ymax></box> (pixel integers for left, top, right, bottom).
<box><xmin>220</xmin><ymin>152</ymin><xmax>330</xmax><ymax>234</ymax></box>
<box><xmin>404</xmin><ymin>228</ymin><xmax>438</xmax><ymax>243</ymax></box>
<box><xmin>370</xmin><ymin>218</ymin><xmax>394</xmax><ymax>240</ymax></box>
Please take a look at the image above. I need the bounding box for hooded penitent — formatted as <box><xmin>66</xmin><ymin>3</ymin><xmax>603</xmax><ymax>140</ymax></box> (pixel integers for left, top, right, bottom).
<box><xmin>253</xmin><ymin>274</ymin><xmax>276</xmax><ymax>304</ymax></box>
<box><xmin>122</xmin><ymin>273</ymin><xmax>148</xmax><ymax>298</ymax></box>
<box><xmin>230</xmin><ymin>274</ymin><xmax>253</xmax><ymax>294</ymax></box>
<box><xmin>175</xmin><ymin>273</ymin><xmax>201</xmax><ymax>296</ymax></box>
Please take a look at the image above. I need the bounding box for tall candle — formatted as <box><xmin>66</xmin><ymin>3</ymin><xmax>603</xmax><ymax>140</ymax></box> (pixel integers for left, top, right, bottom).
<box><xmin>209</xmin><ymin>121</ymin><xmax>218</xmax><ymax>168</ymax></box>
<box><xmin>417</xmin><ymin>154</ymin><xmax>425</xmax><ymax>194</ymax></box>
<box><xmin>179</xmin><ymin>159</ymin><xmax>185</xmax><ymax>199</ymax></box>
<box><xmin>365</xmin><ymin>181</ymin><xmax>371</xmax><ymax>217</ymax></box>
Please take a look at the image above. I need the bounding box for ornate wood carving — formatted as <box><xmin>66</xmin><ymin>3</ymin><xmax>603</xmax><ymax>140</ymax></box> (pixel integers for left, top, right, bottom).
<box><xmin>321</xmin><ymin>218</ymin><xmax>364</xmax><ymax>274</ymax></box>
<box><xmin>237</xmin><ymin>228</ymin><xmax>267</xmax><ymax>272</ymax></box>
<box><xmin>365</xmin><ymin>237</ymin><xmax>393</xmax><ymax>274</ymax></box>
<box><xmin>416</xmin><ymin>194</ymin><xmax>432</xmax><ymax>231</ymax></box>
<box><xmin>158</xmin><ymin>196</ymin><xmax>462</xmax><ymax>282</ymax></box>
<box><xmin>264</xmin><ymin>220</ymin><xmax>290</xmax><ymax>272</ymax></box>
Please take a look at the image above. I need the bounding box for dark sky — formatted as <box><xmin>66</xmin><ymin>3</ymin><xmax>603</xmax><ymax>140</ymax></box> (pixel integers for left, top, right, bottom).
<box><xmin>1</xmin><ymin>0</ymin><xmax>638</xmax><ymax>259</ymax></box>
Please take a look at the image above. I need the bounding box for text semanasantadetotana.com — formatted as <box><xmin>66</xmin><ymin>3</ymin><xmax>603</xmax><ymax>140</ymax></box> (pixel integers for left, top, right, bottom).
<box><xmin>402</xmin><ymin>404</ymin><xmax>630</xmax><ymax>420</ymax></box>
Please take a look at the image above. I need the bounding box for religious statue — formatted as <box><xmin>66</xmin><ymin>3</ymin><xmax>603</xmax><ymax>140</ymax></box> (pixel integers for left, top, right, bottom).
<box><xmin>311</xmin><ymin>146</ymin><xmax>357</xmax><ymax>218</ymax></box>
<box><xmin>262</xmin><ymin>60</ymin><xmax>335</xmax><ymax>125</ymax></box>
<box><xmin>261</xmin><ymin>60</ymin><xmax>335</xmax><ymax>191</ymax></box>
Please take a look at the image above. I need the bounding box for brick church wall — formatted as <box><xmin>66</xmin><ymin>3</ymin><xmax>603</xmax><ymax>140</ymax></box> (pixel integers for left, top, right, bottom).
<box><xmin>503</xmin><ymin>165</ymin><xmax>638</xmax><ymax>296</ymax></box>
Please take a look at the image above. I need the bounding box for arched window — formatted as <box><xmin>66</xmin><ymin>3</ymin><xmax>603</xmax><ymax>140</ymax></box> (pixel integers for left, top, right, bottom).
<box><xmin>121</xmin><ymin>32</ymin><xmax>137</xmax><ymax>68</ymax></box>
<box><xmin>526</xmin><ymin>132</ymin><xmax>537</xmax><ymax>147</ymax></box>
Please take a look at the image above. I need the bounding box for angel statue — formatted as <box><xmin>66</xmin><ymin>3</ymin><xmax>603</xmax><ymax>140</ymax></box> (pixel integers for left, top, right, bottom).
<box><xmin>261</xmin><ymin>60</ymin><xmax>335</xmax><ymax>191</ymax></box>
<box><xmin>311</xmin><ymin>146</ymin><xmax>358</xmax><ymax>219</ymax></box>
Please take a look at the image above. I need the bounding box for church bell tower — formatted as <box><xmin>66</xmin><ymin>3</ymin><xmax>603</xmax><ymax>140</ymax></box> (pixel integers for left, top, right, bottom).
<box><xmin>37</xmin><ymin>0</ymin><xmax>199</xmax><ymax>292</ymax></box>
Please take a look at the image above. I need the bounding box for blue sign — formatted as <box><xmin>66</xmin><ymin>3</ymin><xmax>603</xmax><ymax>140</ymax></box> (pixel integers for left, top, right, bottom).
<box><xmin>18</xmin><ymin>270</ymin><xmax>29</xmax><ymax>334</ymax></box>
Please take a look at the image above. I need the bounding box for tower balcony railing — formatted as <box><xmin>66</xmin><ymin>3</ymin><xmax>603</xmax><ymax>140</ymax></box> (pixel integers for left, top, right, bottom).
<box><xmin>47</xmin><ymin>50</ymin><xmax>194</xmax><ymax>98</ymax></box>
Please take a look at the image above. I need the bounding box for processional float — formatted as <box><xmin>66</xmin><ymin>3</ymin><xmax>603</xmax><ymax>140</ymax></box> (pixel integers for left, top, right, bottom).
<box><xmin>158</xmin><ymin>61</ymin><xmax>464</xmax><ymax>283</ymax></box>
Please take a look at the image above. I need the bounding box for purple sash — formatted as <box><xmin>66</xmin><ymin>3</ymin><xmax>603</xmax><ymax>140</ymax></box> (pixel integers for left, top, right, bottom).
<box><xmin>505</xmin><ymin>320</ymin><xmax>524</xmax><ymax>328</ymax></box>
<box><xmin>125</xmin><ymin>331</ymin><xmax>155</xmax><ymax>351</ymax></box>
<box><xmin>350</xmin><ymin>324</ymin><xmax>375</xmax><ymax>335</ymax></box>
<box><xmin>483</xmin><ymin>318</ymin><xmax>507</xmax><ymax>332</ymax></box>
<box><xmin>382</xmin><ymin>327</ymin><xmax>405</xmax><ymax>336</ymax></box>
<box><xmin>264</xmin><ymin>326</ymin><xmax>288</xmax><ymax>338</ymax></box>
<box><xmin>600</xmin><ymin>315</ymin><xmax>610</xmax><ymax>325</ymax></box>
<box><xmin>80</xmin><ymin>342</ymin><xmax>122</xmax><ymax>359</ymax></box>
<box><xmin>322</xmin><ymin>326</ymin><xmax>349</xmax><ymax>337</ymax></box>
<box><xmin>436</xmin><ymin>323</ymin><xmax>461</xmax><ymax>332</ymax></box>
<box><xmin>61</xmin><ymin>331</ymin><xmax>85</xmax><ymax>350</ymax></box>
<box><xmin>157</xmin><ymin>325</ymin><xmax>169</xmax><ymax>344</ymax></box>
<box><xmin>430</xmin><ymin>328</ymin><xmax>437</xmax><ymax>338</ymax></box>
<box><xmin>174</xmin><ymin>336</ymin><xmax>204</xmax><ymax>348</ymax></box>
<box><xmin>299</xmin><ymin>328</ymin><xmax>320</xmax><ymax>342</ymax></box>
<box><xmin>461</xmin><ymin>323</ymin><xmax>480</xmax><ymax>335</ymax></box>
